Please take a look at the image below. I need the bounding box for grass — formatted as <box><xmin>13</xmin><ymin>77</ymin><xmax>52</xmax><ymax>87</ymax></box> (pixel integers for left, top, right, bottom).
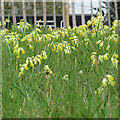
<box><xmin>1</xmin><ymin>14</ymin><xmax>119</xmax><ymax>118</ymax></box>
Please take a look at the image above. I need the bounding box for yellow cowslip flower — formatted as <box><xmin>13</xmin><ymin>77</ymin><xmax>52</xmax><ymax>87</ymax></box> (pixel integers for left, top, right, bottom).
<box><xmin>10</xmin><ymin>39</ymin><xmax>13</xmax><ymax>42</ymax></box>
<box><xmin>115</xmin><ymin>54</ymin><xmax>118</xmax><ymax>58</ymax></box>
<box><xmin>39</xmin><ymin>61</ymin><xmax>42</xmax><ymax>64</ymax></box>
<box><xmin>13</xmin><ymin>46</ymin><xmax>17</xmax><ymax>50</ymax></box>
<box><xmin>29</xmin><ymin>45</ymin><xmax>33</xmax><ymax>50</ymax></box>
<box><xmin>53</xmin><ymin>73</ymin><xmax>55</xmax><ymax>77</ymax></box>
<box><xmin>112</xmin><ymin>81</ymin><xmax>115</xmax><ymax>86</ymax></box>
<box><xmin>42</xmin><ymin>51</ymin><xmax>47</xmax><ymax>59</ymax></box>
<box><xmin>90</xmin><ymin>53</ymin><xmax>97</xmax><ymax>66</ymax></box>
<box><xmin>60</xmin><ymin>48</ymin><xmax>63</xmax><ymax>51</ymax></box>
<box><xmin>102</xmin><ymin>78</ymin><xmax>107</xmax><ymax>87</ymax></box>
<box><xmin>106</xmin><ymin>44</ymin><xmax>110</xmax><ymax>51</ymax></box>
<box><xmin>19</xmin><ymin>74</ymin><xmax>21</xmax><ymax>78</ymax></box>
<box><xmin>48</xmin><ymin>69</ymin><xmax>52</xmax><ymax>74</ymax></box>
<box><xmin>106</xmin><ymin>75</ymin><xmax>114</xmax><ymax>81</ymax></box>
<box><xmin>22</xmin><ymin>50</ymin><xmax>25</xmax><ymax>54</ymax></box>
<box><xmin>30</xmin><ymin>63</ymin><xmax>34</xmax><ymax>66</ymax></box>
<box><xmin>17</xmin><ymin>51</ymin><xmax>20</xmax><ymax>55</ymax></box>
<box><xmin>56</xmin><ymin>50</ymin><xmax>58</xmax><ymax>53</ymax></box>
<box><xmin>71</xmin><ymin>40</ymin><xmax>74</xmax><ymax>43</ymax></box>
<box><xmin>104</xmin><ymin>56</ymin><xmax>108</xmax><ymax>60</ymax></box>
<box><xmin>16</xmin><ymin>56</ymin><xmax>20</xmax><ymax>58</ymax></box>
<box><xmin>111</xmin><ymin>54</ymin><xmax>118</xmax><ymax>69</ymax></box>
<box><xmin>103</xmin><ymin>83</ymin><xmax>107</xmax><ymax>87</ymax></box>
<box><xmin>95</xmin><ymin>91</ymin><xmax>97</xmax><ymax>94</ymax></box>
<box><xmin>19</xmin><ymin>34</ymin><xmax>22</xmax><ymax>37</ymax></box>
<box><xmin>7</xmin><ymin>41</ymin><xmax>10</xmax><ymax>44</ymax></box>
<box><xmin>53</xmin><ymin>44</ymin><xmax>55</xmax><ymax>47</ymax></box>
<box><xmin>26</xmin><ymin>59</ymin><xmax>29</xmax><ymax>65</ymax></box>
<box><xmin>40</xmin><ymin>56</ymin><xmax>43</xmax><ymax>60</ymax></box>
<box><xmin>21</xmin><ymin>39</ymin><xmax>24</xmax><ymax>42</ymax></box>
<box><xmin>57</xmin><ymin>46</ymin><xmax>61</xmax><ymax>50</ymax></box>
<box><xmin>25</xmin><ymin>67</ymin><xmax>29</xmax><ymax>70</ymax></box>
<box><xmin>34</xmin><ymin>60</ymin><xmax>37</xmax><ymax>65</ymax></box>
<box><xmin>70</xmin><ymin>37</ymin><xmax>74</xmax><ymax>40</ymax></box>
<box><xmin>5</xmin><ymin>19</ymin><xmax>10</xmax><ymax>23</ymax></box>
<box><xmin>13</xmin><ymin>51</ymin><xmax>15</xmax><ymax>54</ymax></box>
<box><xmin>27</xmin><ymin>37</ymin><xmax>29</xmax><ymax>40</ymax></box>
<box><xmin>28</xmin><ymin>40</ymin><xmax>31</xmax><ymax>44</ymax></box>
<box><xmin>21</xmin><ymin>71</ymin><xmax>23</xmax><ymax>74</ymax></box>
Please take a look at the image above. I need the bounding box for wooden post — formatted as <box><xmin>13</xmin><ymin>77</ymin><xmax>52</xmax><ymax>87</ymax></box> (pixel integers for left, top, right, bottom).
<box><xmin>43</xmin><ymin>0</ymin><xmax>46</xmax><ymax>28</ymax></box>
<box><xmin>22</xmin><ymin>0</ymin><xmax>26</xmax><ymax>22</ymax></box>
<box><xmin>34</xmin><ymin>0</ymin><xmax>36</xmax><ymax>28</ymax></box>
<box><xmin>62</xmin><ymin>0</ymin><xmax>65</xmax><ymax>28</ymax></box>
<box><xmin>107</xmin><ymin>0</ymin><xmax>111</xmax><ymax>27</ymax></box>
<box><xmin>1</xmin><ymin>0</ymin><xmax>4</xmax><ymax>29</ymax></box>
<box><xmin>90</xmin><ymin>0</ymin><xmax>93</xmax><ymax>18</ymax></box>
<box><xmin>11</xmin><ymin>0</ymin><xmax>16</xmax><ymax>27</ymax></box>
<box><xmin>53</xmin><ymin>0</ymin><xmax>56</xmax><ymax>29</ymax></box>
<box><xmin>72</xmin><ymin>0</ymin><xmax>76</xmax><ymax>27</ymax></box>
<box><xmin>114</xmin><ymin>0</ymin><xmax>118</xmax><ymax>20</ymax></box>
<box><xmin>65</xmin><ymin>0</ymin><xmax>69</xmax><ymax>28</ymax></box>
<box><xmin>99</xmin><ymin>0</ymin><xmax>102</xmax><ymax>15</ymax></box>
<box><xmin>81</xmin><ymin>0</ymin><xmax>85</xmax><ymax>25</ymax></box>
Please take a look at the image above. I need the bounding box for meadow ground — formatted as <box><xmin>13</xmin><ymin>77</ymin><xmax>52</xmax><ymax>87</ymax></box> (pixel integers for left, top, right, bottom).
<box><xmin>1</xmin><ymin>14</ymin><xmax>120</xmax><ymax>118</ymax></box>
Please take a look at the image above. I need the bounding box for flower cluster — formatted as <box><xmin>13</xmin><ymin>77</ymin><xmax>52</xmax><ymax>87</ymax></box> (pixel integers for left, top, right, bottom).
<box><xmin>18</xmin><ymin>51</ymin><xmax>47</xmax><ymax>77</ymax></box>
<box><xmin>62</xmin><ymin>74</ymin><xmax>69</xmax><ymax>80</ymax></box>
<box><xmin>95</xmin><ymin>74</ymin><xmax>115</xmax><ymax>94</ymax></box>
<box><xmin>96</xmin><ymin>40</ymin><xmax>103</xmax><ymax>49</ymax></box>
<box><xmin>111</xmin><ymin>53</ymin><xmax>119</xmax><ymax>69</ymax></box>
<box><xmin>48</xmin><ymin>41</ymin><xmax>75</xmax><ymax>55</ymax></box>
<box><xmin>98</xmin><ymin>53</ymin><xmax>109</xmax><ymax>63</ymax></box>
<box><xmin>90</xmin><ymin>52</ymin><xmax>97</xmax><ymax>66</ymax></box>
<box><xmin>13</xmin><ymin>44</ymin><xmax>25</xmax><ymax>58</ymax></box>
<box><xmin>44</xmin><ymin>65</ymin><xmax>53</xmax><ymax>74</ymax></box>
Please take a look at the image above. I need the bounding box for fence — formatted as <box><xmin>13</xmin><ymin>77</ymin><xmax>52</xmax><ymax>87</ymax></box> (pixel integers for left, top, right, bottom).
<box><xmin>0</xmin><ymin>0</ymin><xmax>119</xmax><ymax>29</ymax></box>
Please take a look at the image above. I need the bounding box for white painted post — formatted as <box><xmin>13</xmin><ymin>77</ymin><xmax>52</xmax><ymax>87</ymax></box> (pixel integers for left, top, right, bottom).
<box><xmin>43</xmin><ymin>0</ymin><xmax>46</xmax><ymax>27</ymax></box>
<box><xmin>1</xmin><ymin>0</ymin><xmax>4</xmax><ymax>29</ymax></box>
<box><xmin>11</xmin><ymin>0</ymin><xmax>16</xmax><ymax>27</ymax></box>
<box><xmin>22</xmin><ymin>0</ymin><xmax>26</xmax><ymax>22</ymax></box>
<box><xmin>34</xmin><ymin>0</ymin><xmax>36</xmax><ymax>28</ymax></box>
<box><xmin>72</xmin><ymin>0</ymin><xmax>76</xmax><ymax>27</ymax></box>
<box><xmin>114</xmin><ymin>0</ymin><xmax>118</xmax><ymax>20</ymax></box>
<box><xmin>81</xmin><ymin>0</ymin><xmax>85</xmax><ymax>25</ymax></box>
<box><xmin>107</xmin><ymin>0</ymin><xmax>111</xmax><ymax>27</ymax></box>
<box><xmin>53</xmin><ymin>0</ymin><xmax>56</xmax><ymax>29</ymax></box>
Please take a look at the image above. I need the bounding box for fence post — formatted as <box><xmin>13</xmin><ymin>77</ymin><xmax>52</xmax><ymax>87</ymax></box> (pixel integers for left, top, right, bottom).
<box><xmin>72</xmin><ymin>0</ymin><xmax>76</xmax><ymax>27</ymax></box>
<box><xmin>90</xmin><ymin>0</ymin><xmax>93</xmax><ymax>18</ymax></box>
<box><xmin>99</xmin><ymin>0</ymin><xmax>102</xmax><ymax>15</ymax></box>
<box><xmin>114</xmin><ymin>0</ymin><xmax>118</xmax><ymax>20</ymax></box>
<box><xmin>107</xmin><ymin>0</ymin><xmax>111</xmax><ymax>27</ymax></box>
<box><xmin>53</xmin><ymin>0</ymin><xmax>56</xmax><ymax>29</ymax></box>
<box><xmin>65</xmin><ymin>0</ymin><xmax>69</xmax><ymax>28</ymax></box>
<box><xmin>62</xmin><ymin>0</ymin><xmax>65</xmax><ymax>28</ymax></box>
<box><xmin>1</xmin><ymin>0</ymin><xmax>4</xmax><ymax>29</ymax></box>
<box><xmin>81</xmin><ymin>0</ymin><xmax>85</xmax><ymax>25</ymax></box>
<box><xmin>34</xmin><ymin>0</ymin><xmax>36</xmax><ymax>28</ymax></box>
<box><xmin>22</xmin><ymin>0</ymin><xmax>26</xmax><ymax>22</ymax></box>
<box><xmin>43</xmin><ymin>0</ymin><xmax>46</xmax><ymax>27</ymax></box>
<box><xmin>11</xmin><ymin>0</ymin><xmax>16</xmax><ymax>27</ymax></box>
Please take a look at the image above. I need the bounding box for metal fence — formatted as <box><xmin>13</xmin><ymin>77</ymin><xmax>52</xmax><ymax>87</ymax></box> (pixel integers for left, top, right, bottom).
<box><xmin>0</xmin><ymin>0</ymin><xmax>119</xmax><ymax>29</ymax></box>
